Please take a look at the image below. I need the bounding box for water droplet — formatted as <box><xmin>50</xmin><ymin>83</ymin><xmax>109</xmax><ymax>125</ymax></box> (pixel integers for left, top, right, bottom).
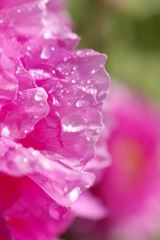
<box><xmin>87</xmin><ymin>88</ymin><xmax>97</xmax><ymax>95</ymax></box>
<box><xmin>29</xmin><ymin>68</ymin><xmax>52</xmax><ymax>80</ymax></box>
<box><xmin>53</xmin><ymin>113</ymin><xmax>59</xmax><ymax>119</ymax></box>
<box><xmin>24</xmin><ymin>129</ymin><xmax>29</xmax><ymax>134</ymax></box>
<box><xmin>43</xmin><ymin>161</ymin><xmax>51</xmax><ymax>169</ymax></box>
<box><xmin>97</xmin><ymin>90</ymin><xmax>106</xmax><ymax>98</ymax></box>
<box><xmin>24</xmin><ymin>127</ymin><xmax>34</xmax><ymax>134</ymax></box>
<box><xmin>41</xmin><ymin>45</ymin><xmax>52</xmax><ymax>59</ymax></box>
<box><xmin>18</xmin><ymin>91</ymin><xmax>23</xmax><ymax>98</ymax></box>
<box><xmin>1</xmin><ymin>127</ymin><xmax>10</xmax><ymax>137</ymax></box>
<box><xmin>76</xmin><ymin>100</ymin><xmax>85</xmax><ymax>107</ymax></box>
<box><xmin>86</xmin><ymin>136</ymin><xmax>90</xmax><ymax>141</ymax></box>
<box><xmin>40</xmin><ymin>102</ymin><xmax>44</xmax><ymax>106</ymax></box>
<box><xmin>34</xmin><ymin>91</ymin><xmax>44</xmax><ymax>101</ymax></box>
<box><xmin>23</xmin><ymin>158</ymin><xmax>28</xmax><ymax>163</ymax></box>
<box><xmin>44</xmin><ymin>31</ymin><xmax>52</xmax><ymax>39</ymax></box>
<box><xmin>27</xmin><ymin>46</ymin><xmax>31</xmax><ymax>51</ymax></box>
<box><xmin>73</xmin><ymin>66</ymin><xmax>77</xmax><ymax>71</ymax></box>
<box><xmin>32</xmin><ymin>150</ymin><xmax>40</xmax><ymax>156</ymax></box>
<box><xmin>69</xmin><ymin>187</ymin><xmax>80</xmax><ymax>202</ymax></box>
<box><xmin>52</xmin><ymin>97</ymin><xmax>60</xmax><ymax>106</ymax></box>
<box><xmin>96</xmin><ymin>128</ymin><xmax>101</xmax><ymax>133</ymax></box>
<box><xmin>34</xmin><ymin>113</ymin><xmax>39</xmax><ymax>119</ymax></box>
<box><xmin>64</xmin><ymin>186</ymin><xmax>68</xmax><ymax>193</ymax></box>
<box><xmin>62</xmin><ymin>113</ymin><xmax>88</xmax><ymax>132</ymax></box>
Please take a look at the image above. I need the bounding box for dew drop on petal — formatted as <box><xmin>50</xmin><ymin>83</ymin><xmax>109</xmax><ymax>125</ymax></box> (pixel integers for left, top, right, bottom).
<box><xmin>76</xmin><ymin>100</ymin><xmax>85</xmax><ymax>108</ymax></box>
<box><xmin>62</xmin><ymin>113</ymin><xmax>88</xmax><ymax>132</ymax></box>
<box><xmin>23</xmin><ymin>158</ymin><xmax>28</xmax><ymax>163</ymax></box>
<box><xmin>32</xmin><ymin>150</ymin><xmax>40</xmax><ymax>156</ymax></box>
<box><xmin>64</xmin><ymin>186</ymin><xmax>68</xmax><ymax>193</ymax></box>
<box><xmin>86</xmin><ymin>136</ymin><xmax>91</xmax><ymax>141</ymax></box>
<box><xmin>1</xmin><ymin>127</ymin><xmax>10</xmax><ymax>137</ymax></box>
<box><xmin>41</xmin><ymin>45</ymin><xmax>53</xmax><ymax>59</ymax></box>
<box><xmin>34</xmin><ymin>91</ymin><xmax>44</xmax><ymax>101</ymax></box>
<box><xmin>69</xmin><ymin>187</ymin><xmax>81</xmax><ymax>202</ymax></box>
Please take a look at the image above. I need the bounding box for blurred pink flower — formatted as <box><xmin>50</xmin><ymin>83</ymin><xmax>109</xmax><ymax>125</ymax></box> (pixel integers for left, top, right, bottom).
<box><xmin>70</xmin><ymin>82</ymin><xmax>160</xmax><ymax>240</ymax></box>
<box><xmin>0</xmin><ymin>0</ymin><xmax>110</xmax><ymax>239</ymax></box>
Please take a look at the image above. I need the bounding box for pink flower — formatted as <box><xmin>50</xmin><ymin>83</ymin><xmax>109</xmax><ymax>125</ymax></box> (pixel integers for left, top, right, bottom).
<box><xmin>0</xmin><ymin>0</ymin><xmax>76</xmax><ymax>43</ymax></box>
<box><xmin>70</xmin><ymin>82</ymin><xmax>160</xmax><ymax>240</ymax></box>
<box><xmin>0</xmin><ymin>0</ymin><xmax>110</xmax><ymax>239</ymax></box>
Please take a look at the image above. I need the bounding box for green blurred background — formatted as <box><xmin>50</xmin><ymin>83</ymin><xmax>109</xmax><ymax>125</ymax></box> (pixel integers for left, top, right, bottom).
<box><xmin>67</xmin><ymin>0</ymin><xmax>160</xmax><ymax>101</ymax></box>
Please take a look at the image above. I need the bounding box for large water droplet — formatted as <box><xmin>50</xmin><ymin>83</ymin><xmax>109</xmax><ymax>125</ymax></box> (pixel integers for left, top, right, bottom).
<box><xmin>29</xmin><ymin>68</ymin><xmax>52</xmax><ymax>80</ymax></box>
<box><xmin>34</xmin><ymin>91</ymin><xmax>44</xmax><ymax>101</ymax></box>
<box><xmin>24</xmin><ymin>126</ymin><xmax>34</xmax><ymax>134</ymax></box>
<box><xmin>52</xmin><ymin>97</ymin><xmax>60</xmax><ymax>106</ymax></box>
<box><xmin>62</xmin><ymin>113</ymin><xmax>88</xmax><ymax>132</ymax></box>
<box><xmin>76</xmin><ymin>100</ymin><xmax>85</xmax><ymax>108</ymax></box>
<box><xmin>41</xmin><ymin>45</ymin><xmax>53</xmax><ymax>59</ymax></box>
<box><xmin>1</xmin><ymin>127</ymin><xmax>10</xmax><ymax>137</ymax></box>
<box><xmin>23</xmin><ymin>158</ymin><xmax>28</xmax><ymax>163</ymax></box>
<box><xmin>69</xmin><ymin>187</ymin><xmax>81</xmax><ymax>202</ymax></box>
<box><xmin>32</xmin><ymin>150</ymin><xmax>40</xmax><ymax>156</ymax></box>
<box><xmin>97</xmin><ymin>90</ymin><xmax>106</xmax><ymax>98</ymax></box>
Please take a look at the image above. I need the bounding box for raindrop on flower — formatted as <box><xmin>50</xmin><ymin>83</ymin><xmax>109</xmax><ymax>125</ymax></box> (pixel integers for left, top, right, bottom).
<box><xmin>1</xmin><ymin>127</ymin><xmax>10</xmax><ymax>137</ymax></box>
<box><xmin>76</xmin><ymin>100</ymin><xmax>85</xmax><ymax>107</ymax></box>
<box><xmin>41</xmin><ymin>45</ymin><xmax>53</xmax><ymax>59</ymax></box>
<box><xmin>69</xmin><ymin>187</ymin><xmax>81</xmax><ymax>202</ymax></box>
<box><xmin>23</xmin><ymin>158</ymin><xmax>28</xmax><ymax>163</ymax></box>
<box><xmin>62</xmin><ymin>113</ymin><xmax>88</xmax><ymax>132</ymax></box>
<box><xmin>34</xmin><ymin>91</ymin><xmax>44</xmax><ymax>101</ymax></box>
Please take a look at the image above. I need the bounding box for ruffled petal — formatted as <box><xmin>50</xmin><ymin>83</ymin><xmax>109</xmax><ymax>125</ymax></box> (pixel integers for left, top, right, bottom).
<box><xmin>0</xmin><ymin>0</ymin><xmax>78</xmax><ymax>49</ymax></box>
<box><xmin>20</xmin><ymin>38</ymin><xmax>110</xmax><ymax>169</ymax></box>
<box><xmin>0</xmin><ymin>138</ymin><xmax>95</xmax><ymax>207</ymax></box>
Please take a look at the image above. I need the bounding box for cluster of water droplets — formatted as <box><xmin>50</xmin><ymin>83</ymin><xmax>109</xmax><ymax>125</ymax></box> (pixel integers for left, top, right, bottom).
<box><xmin>0</xmin><ymin>87</ymin><xmax>49</xmax><ymax>140</ymax></box>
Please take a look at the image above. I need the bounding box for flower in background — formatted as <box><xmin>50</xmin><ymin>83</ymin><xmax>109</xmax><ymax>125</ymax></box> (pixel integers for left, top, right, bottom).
<box><xmin>69</xmin><ymin>82</ymin><xmax>160</xmax><ymax>240</ymax></box>
<box><xmin>0</xmin><ymin>0</ymin><xmax>110</xmax><ymax>239</ymax></box>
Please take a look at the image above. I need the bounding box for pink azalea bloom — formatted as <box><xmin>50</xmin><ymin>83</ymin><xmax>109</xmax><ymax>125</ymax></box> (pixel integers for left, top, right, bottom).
<box><xmin>0</xmin><ymin>0</ymin><xmax>110</xmax><ymax>239</ymax></box>
<box><xmin>69</xmin><ymin>82</ymin><xmax>160</xmax><ymax>240</ymax></box>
